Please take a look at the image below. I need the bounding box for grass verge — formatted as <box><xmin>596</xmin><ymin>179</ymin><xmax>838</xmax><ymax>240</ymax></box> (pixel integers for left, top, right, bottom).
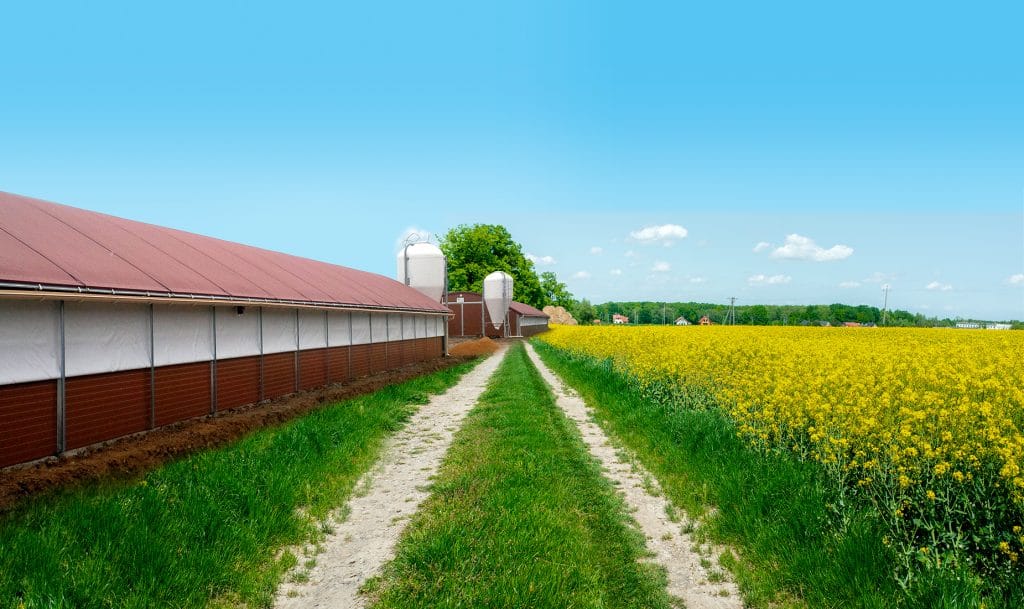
<box><xmin>0</xmin><ymin>359</ymin><xmax>480</xmax><ymax>609</ymax></box>
<box><xmin>364</xmin><ymin>342</ymin><xmax>671</xmax><ymax>609</ymax></box>
<box><xmin>533</xmin><ymin>340</ymin><xmax>931</xmax><ymax>609</ymax></box>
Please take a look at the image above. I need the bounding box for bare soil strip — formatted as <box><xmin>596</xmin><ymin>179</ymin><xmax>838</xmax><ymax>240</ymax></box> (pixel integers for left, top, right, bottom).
<box><xmin>0</xmin><ymin>356</ymin><xmax>476</xmax><ymax>514</ymax></box>
<box><xmin>275</xmin><ymin>346</ymin><xmax>508</xmax><ymax>609</ymax></box>
<box><xmin>524</xmin><ymin>343</ymin><xmax>743</xmax><ymax>609</ymax></box>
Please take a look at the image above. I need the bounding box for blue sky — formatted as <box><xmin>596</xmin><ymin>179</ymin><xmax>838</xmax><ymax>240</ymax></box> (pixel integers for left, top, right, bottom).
<box><xmin>2</xmin><ymin>1</ymin><xmax>1022</xmax><ymax>319</ymax></box>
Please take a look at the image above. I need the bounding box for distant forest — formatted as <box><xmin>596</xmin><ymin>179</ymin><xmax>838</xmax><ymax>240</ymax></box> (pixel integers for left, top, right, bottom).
<box><xmin>576</xmin><ymin>301</ymin><xmax>1022</xmax><ymax>328</ymax></box>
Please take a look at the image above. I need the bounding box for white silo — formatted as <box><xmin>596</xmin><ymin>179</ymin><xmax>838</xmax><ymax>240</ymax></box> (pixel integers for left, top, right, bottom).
<box><xmin>397</xmin><ymin>242</ymin><xmax>446</xmax><ymax>303</ymax></box>
<box><xmin>483</xmin><ymin>271</ymin><xmax>513</xmax><ymax>332</ymax></box>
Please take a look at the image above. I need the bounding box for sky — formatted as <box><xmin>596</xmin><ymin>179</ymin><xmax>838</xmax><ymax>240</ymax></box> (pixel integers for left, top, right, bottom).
<box><xmin>1</xmin><ymin>1</ymin><xmax>1022</xmax><ymax>320</ymax></box>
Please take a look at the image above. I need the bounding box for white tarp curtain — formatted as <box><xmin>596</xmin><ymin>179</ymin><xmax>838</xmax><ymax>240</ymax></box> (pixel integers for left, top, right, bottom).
<box><xmin>433</xmin><ymin>316</ymin><xmax>443</xmax><ymax>337</ymax></box>
<box><xmin>327</xmin><ymin>311</ymin><xmax>351</xmax><ymax>347</ymax></box>
<box><xmin>402</xmin><ymin>315</ymin><xmax>415</xmax><ymax>339</ymax></box>
<box><xmin>65</xmin><ymin>301</ymin><xmax>150</xmax><ymax>377</ymax></box>
<box><xmin>215</xmin><ymin>306</ymin><xmax>260</xmax><ymax>359</ymax></box>
<box><xmin>298</xmin><ymin>310</ymin><xmax>327</xmax><ymax>349</ymax></box>
<box><xmin>388</xmin><ymin>313</ymin><xmax>402</xmax><ymax>341</ymax></box>
<box><xmin>351</xmin><ymin>313</ymin><xmax>371</xmax><ymax>345</ymax></box>
<box><xmin>262</xmin><ymin>308</ymin><xmax>297</xmax><ymax>354</ymax></box>
<box><xmin>0</xmin><ymin>299</ymin><xmax>60</xmax><ymax>384</ymax></box>
<box><xmin>370</xmin><ymin>313</ymin><xmax>388</xmax><ymax>343</ymax></box>
<box><xmin>416</xmin><ymin>315</ymin><xmax>427</xmax><ymax>338</ymax></box>
<box><xmin>154</xmin><ymin>305</ymin><xmax>213</xmax><ymax>367</ymax></box>
<box><xmin>520</xmin><ymin>316</ymin><xmax>548</xmax><ymax>326</ymax></box>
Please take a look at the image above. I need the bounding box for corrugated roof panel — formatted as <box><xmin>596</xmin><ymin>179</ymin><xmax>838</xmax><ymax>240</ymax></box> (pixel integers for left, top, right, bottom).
<box><xmin>0</xmin><ymin>229</ymin><xmax>79</xmax><ymax>286</ymax></box>
<box><xmin>510</xmin><ymin>301</ymin><xmax>548</xmax><ymax>317</ymax></box>
<box><xmin>149</xmin><ymin>226</ymin><xmax>321</xmax><ymax>302</ymax></box>
<box><xmin>26</xmin><ymin>198</ymin><xmax>230</xmax><ymax>297</ymax></box>
<box><xmin>0</xmin><ymin>194</ymin><xmax>166</xmax><ymax>291</ymax></box>
<box><xmin>117</xmin><ymin>221</ymin><xmax>273</xmax><ymax>299</ymax></box>
<box><xmin>0</xmin><ymin>191</ymin><xmax>448</xmax><ymax>313</ymax></box>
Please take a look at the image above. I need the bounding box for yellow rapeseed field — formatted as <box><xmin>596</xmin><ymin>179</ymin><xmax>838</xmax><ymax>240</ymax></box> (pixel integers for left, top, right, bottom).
<box><xmin>539</xmin><ymin>325</ymin><xmax>1024</xmax><ymax>570</ymax></box>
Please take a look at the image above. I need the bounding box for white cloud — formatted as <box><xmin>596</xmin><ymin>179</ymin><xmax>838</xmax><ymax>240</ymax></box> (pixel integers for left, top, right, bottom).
<box><xmin>395</xmin><ymin>226</ymin><xmax>432</xmax><ymax>250</ymax></box>
<box><xmin>573</xmin><ymin>270</ymin><xmax>591</xmax><ymax>280</ymax></box>
<box><xmin>689</xmin><ymin>276</ymin><xmax>706</xmax><ymax>284</ymax></box>
<box><xmin>629</xmin><ymin>224</ymin><xmax>688</xmax><ymax>246</ymax></box>
<box><xmin>1008</xmin><ymin>273</ymin><xmax>1024</xmax><ymax>285</ymax></box>
<box><xmin>748</xmin><ymin>274</ymin><xmax>792</xmax><ymax>286</ymax></box>
<box><xmin>589</xmin><ymin>246</ymin><xmax>603</xmax><ymax>255</ymax></box>
<box><xmin>610</xmin><ymin>268</ymin><xmax>623</xmax><ymax>276</ymax></box>
<box><xmin>770</xmin><ymin>234</ymin><xmax>853</xmax><ymax>262</ymax></box>
<box><xmin>753</xmin><ymin>241</ymin><xmax>771</xmax><ymax>253</ymax></box>
<box><xmin>864</xmin><ymin>272</ymin><xmax>895</xmax><ymax>284</ymax></box>
<box><xmin>526</xmin><ymin>253</ymin><xmax>556</xmax><ymax>266</ymax></box>
<box><xmin>839</xmin><ymin>281</ymin><xmax>861</xmax><ymax>288</ymax></box>
<box><xmin>926</xmin><ymin>281</ymin><xmax>953</xmax><ymax>292</ymax></box>
<box><xmin>651</xmin><ymin>261</ymin><xmax>671</xmax><ymax>273</ymax></box>
<box><xmin>624</xmin><ymin>250</ymin><xmax>637</xmax><ymax>258</ymax></box>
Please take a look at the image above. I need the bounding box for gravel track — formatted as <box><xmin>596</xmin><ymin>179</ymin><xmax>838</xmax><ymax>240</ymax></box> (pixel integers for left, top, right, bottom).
<box><xmin>525</xmin><ymin>342</ymin><xmax>743</xmax><ymax>609</ymax></box>
<box><xmin>275</xmin><ymin>346</ymin><xmax>508</xmax><ymax>609</ymax></box>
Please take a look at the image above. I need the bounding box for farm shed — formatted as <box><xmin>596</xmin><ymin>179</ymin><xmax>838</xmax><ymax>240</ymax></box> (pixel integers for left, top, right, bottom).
<box><xmin>508</xmin><ymin>301</ymin><xmax>549</xmax><ymax>337</ymax></box>
<box><xmin>0</xmin><ymin>192</ymin><xmax>450</xmax><ymax>468</ymax></box>
<box><xmin>446</xmin><ymin>291</ymin><xmax>548</xmax><ymax>338</ymax></box>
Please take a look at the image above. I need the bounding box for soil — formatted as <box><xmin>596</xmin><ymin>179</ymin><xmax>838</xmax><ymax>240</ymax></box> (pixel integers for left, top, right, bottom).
<box><xmin>0</xmin><ymin>355</ymin><xmax>478</xmax><ymax>514</ymax></box>
<box><xmin>447</xmin><ymin>336</ymin><xmax>499</xmax><ymax>357</ymax></box>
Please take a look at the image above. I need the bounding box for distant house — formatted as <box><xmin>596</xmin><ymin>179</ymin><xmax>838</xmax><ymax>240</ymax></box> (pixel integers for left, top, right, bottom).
<box><xmin>987</xmin><ymin>323</ymin><xmax>1011</xmax><ymax>330</ymax></box>
<box><xmin>818</xmin><ymin>320</ymin><xmax>832</xmax><ymax>327</ymax></box>
<box><xmin>699</xmin><ymin>315</ymin><xmax>713</xmax><ymax>326</ymax></box>
<box><xmin>674</xmin><ymin>316</ymin><xmax>691</xmax><ymax>326</ymax></box>
<box><xmin>612</xmin><ymin>313</ymin><xmax>629</xmax><ymax>325</ymax></box>
<box><xmin>843</xmin><ymin>322</ymin><xmax>861</xmax><ymax>328</ymax></box>
<box><xmin>956</xmin><ymin>321</ymin><xmax>982</xmax><ymax>329</ymax></box>
<box><xmin>592</xmin><ymin>319</ymin><xmax>602</xmax><ymax>325</ymax></box>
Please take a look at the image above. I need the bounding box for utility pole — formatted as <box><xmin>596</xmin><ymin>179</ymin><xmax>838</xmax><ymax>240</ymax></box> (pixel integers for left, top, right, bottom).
<box><xmin>662</xmin><ymin>302</ymin><xmax>666</xmax><ymax>325</ymax></box>
<box><xmin>881</xmin><ymin>284</ymin><xmax>890</xmax><ymax>326</ymax></box>
<box><xmin>727</xmin><ymin>297</ymin><xmax>737</xmax><ymax>325</ymax></box>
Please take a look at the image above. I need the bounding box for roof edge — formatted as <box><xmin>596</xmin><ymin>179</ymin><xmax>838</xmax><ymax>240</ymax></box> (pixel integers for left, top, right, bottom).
<box><xmin>0</xmin><ymin>283</ymin><xmax>451</xmax><ymax>315</ymax></box>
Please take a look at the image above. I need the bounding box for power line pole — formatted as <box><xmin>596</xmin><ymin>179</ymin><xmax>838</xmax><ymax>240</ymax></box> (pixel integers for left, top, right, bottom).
<box><xmin>727</xmin><ymin>297</ymin><xmax>737</xmax><ymax>325</ymax></box>
<box><xmin>881</xmin><ymin>284</ymin><xmax>890</xmax><ymax>326</ymax></box>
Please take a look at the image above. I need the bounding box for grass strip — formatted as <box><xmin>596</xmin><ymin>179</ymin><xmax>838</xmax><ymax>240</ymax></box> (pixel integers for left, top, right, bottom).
<box><xmin>365</xmin><ymin>342</ymin><xmax>671</xmax><ymax>609</ymax></box>
<box><xmin>532</xmin><ymin>340</ymin><xmax>928</xmax><ymax>609</ymax></box>
<box><xmin>0</xmin><ymin>359</ymin><xmax>480</xmax><ymax>609</ymax></box>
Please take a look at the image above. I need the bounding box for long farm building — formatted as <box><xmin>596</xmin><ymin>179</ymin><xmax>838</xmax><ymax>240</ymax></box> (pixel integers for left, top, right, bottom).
<box><xmin>0</xmin><ymin>192</ymin><xmax>449</xmax><ymax>468</ymax></box>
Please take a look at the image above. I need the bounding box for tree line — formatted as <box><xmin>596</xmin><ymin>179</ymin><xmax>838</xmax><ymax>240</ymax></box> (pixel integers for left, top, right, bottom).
<box><xmin>438</xmin><ymin>223</ymin><xmax>1021</xmax><ymax>328</ymax></box>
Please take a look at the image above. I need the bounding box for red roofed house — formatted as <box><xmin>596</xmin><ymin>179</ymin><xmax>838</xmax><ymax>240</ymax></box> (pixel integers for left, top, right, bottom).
<box><xmin>612</xmin><ymin>314</ymin><xmax>629</xmax><ymax>324</ymax></box>
<box><xmin>0</xmin><ymin>192</ymin><xmax>450</xmax><ymax>468</ymax></box>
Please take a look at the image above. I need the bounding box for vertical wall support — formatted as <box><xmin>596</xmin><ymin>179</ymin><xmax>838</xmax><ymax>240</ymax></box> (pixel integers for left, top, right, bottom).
<box><xmin>57</xmin><ymin>300</ymin><xmax>66</xmax><ymax>454</ymax></box>
<box><xmin>347</xmin><ymin>312</ymin><xmax>353</xmax><ymax>380</ymax></box>
<box><xmin>324</xmin><ymin>310</ymin><xmax>330</xmax><ymax>382</ymax></box>
<box><xmin>211</xmin><ymin>306</ymin><xmax>218</xmax><ymax>414</ymax></box>
<box><xmin>368</xmin><ymin>313</ymin><xmax>374</xmax><ymax>372</ymax></box>
<box><xmin>258</xmin><ymin>307</ymin><xmax>265</xmax><ymax>402</ymax></box>
<box><xmin>384</xmin><ymin>314</ymin><xmax>389</xmax><ymax>369</ymax></box>
<box><xmin>149</xmin><ymin>303</ymin><xmax>156</xmax><ymax>429</ymax></box>
<box><xmin>294</xmin><ymin>309</ymin><xmax>300</xmax><ymax>392</ymax></box>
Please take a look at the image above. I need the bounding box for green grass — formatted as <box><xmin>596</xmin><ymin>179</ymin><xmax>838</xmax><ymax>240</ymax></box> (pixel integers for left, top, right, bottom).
<box><xmin>365</xmin><ymin>342</ymin><xmax>672</xmax><ymax>609</ymax></box>
<box><xmin>532</xmin><ymin>340</ymin><xmax>937</xmax><ymax>609</ymax></box>
<box><xmin>0</xmin><ymin>359</ymin><xmax>479</xmax><ymax>609</ymax></box>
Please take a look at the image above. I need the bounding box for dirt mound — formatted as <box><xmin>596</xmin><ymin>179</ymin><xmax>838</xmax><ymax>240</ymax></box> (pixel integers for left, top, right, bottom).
<box><xmin>543</xmin><ymin>305</ymin><xmax>577</xmax><ymax>325</ymax></box>
<box><xmin>448</xmin><ymin>337</ymin><xmax>500</xmax><ymax>357</ymax></box>
<box><xmin>0</xmin><ymin>356</ymin><xmax>476</xmax><ymax>514</ymax></box>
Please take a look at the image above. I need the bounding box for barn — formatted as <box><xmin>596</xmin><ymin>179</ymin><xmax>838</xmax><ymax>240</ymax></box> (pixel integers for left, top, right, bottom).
<box><xmin>0</xmin><ymin>192</ymin><xmax>450</xmax><ymax>468</ymax></box>
<box><xmin>446</xmin><ymin>291</ymin><xmax>549</xmax><ymax>338</ymax></box>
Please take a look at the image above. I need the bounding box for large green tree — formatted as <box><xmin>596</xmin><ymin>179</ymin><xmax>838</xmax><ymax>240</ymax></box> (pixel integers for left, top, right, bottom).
<box><xmin>539</xmin><ymin>271</ymin><xmax>575</xmax><ymax>309</ymax></box>
<box><xmin>439</xmin><ymin>224</ymin><xmax>545</xmax><ymax>308</ymax></box>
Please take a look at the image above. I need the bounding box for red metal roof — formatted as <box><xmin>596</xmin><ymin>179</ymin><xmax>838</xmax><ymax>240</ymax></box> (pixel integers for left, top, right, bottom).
<box><xmin>0</xmin><ymin>191</ymin><xmax>449</xmax><ymax>313</ymax></box>
<box><xmin>509</xmin><ymin>301</ymin><xmax>548</xmax><ymax>317</ymax></box>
